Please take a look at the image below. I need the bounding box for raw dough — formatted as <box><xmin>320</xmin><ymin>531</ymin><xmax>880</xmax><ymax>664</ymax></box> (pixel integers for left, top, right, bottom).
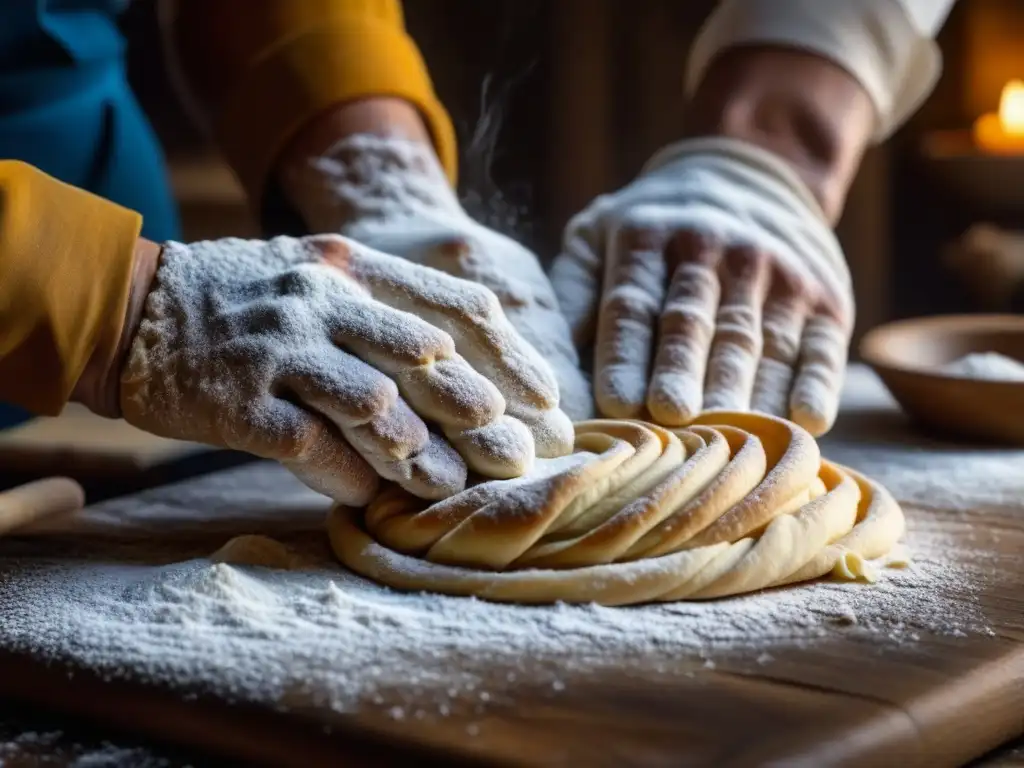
<box><xmin>328</xmin><ymin>411</ymin><xmax>905</xmax><ymax>605</ymax></box>
<box><xmin>210</xmin><ymin>534</ymin><xmax>308</xmax><ymax>570</ymax></box>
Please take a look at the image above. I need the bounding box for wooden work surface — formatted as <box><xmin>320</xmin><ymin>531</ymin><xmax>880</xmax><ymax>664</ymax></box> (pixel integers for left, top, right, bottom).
<box><xmin>0</xmin><ymin>366</ymin><xmax>1022</xmax><ymax>767</ymax></box>
<box><xmin>0</xmin><ymin>404</ymin><xmax>252</xmax><ymax>503</ymax></box>
<box><xmin>0</xmin><ymin>404</ymin><xmax>201</xmax><ymax>474</ymax></box>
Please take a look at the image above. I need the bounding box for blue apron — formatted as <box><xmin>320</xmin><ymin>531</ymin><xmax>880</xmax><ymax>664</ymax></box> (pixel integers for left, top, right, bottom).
<box><xmin>0</xmin><ymin>0</ymin><xmax>181</xmax><ymax>429</ymax></box>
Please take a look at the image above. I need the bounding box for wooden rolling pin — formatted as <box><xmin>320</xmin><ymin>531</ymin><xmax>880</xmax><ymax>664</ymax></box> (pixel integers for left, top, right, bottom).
<box><xmin>0</xmin><ymin>478</ymin><xmax>85</xmax><ymax>537</ymax></box>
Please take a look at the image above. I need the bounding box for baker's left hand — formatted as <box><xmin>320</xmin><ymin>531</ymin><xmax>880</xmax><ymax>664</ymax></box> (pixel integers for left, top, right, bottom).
<box><xmin>548</xmin><ymin>138</ymin><xmax>854</xmax><ymax>437</ymax></box>
<box><xmin>281</xmin><ymin>134</ymin><xmax>594</xmax><ymax>428</ymax></box>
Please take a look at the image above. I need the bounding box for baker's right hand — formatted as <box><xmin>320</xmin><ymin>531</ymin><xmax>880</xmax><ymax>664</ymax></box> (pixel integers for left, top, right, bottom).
<box><xmin>116</xmin><ymin>234</ymin><xmax>573</xmax><ymax>506</ymax></box>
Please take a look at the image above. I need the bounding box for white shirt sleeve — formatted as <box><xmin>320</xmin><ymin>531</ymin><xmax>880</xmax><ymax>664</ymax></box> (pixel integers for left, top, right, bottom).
<box><xmin>686</xmin><ymin>0</ymin><xmax>958</xmax><ymax>142</ymax></box>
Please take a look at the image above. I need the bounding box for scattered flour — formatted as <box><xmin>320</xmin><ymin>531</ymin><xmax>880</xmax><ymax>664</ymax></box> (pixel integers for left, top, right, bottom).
<box><xmin>0</xmin><ymin>365</ymin><xmax>1015</xmax><ymax>731</ymax></box>
<box><xmin>937</xmin><ymin>351</ymin><xmax>1024</xmax><ymax>382</ymax></box>
<box><xmin>822</xmin><ymin>366</ymin><xmax>1024</xmax><ymax>512</ymax></box>
<box><xmin>0</xmin><ymin>526</ymin><xmax>995</xmax><ymax>724</ymax></box>
<box><xmin>0</xmin><ymin>728</ymin><xmax>177</xmax><ymax>767</ymax></box>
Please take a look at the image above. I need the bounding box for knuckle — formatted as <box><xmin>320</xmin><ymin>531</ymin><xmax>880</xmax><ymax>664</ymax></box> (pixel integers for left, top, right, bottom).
<box><xmin>667</xmin><ymin>262</ymin><xmax>718</xmax><ymax>302</ymax></box>
<box><xmin>240</xmin><ymin>401</ymin><xmax>316</xmax><ymax>461</ymax></box>
<box><xmin>457</xmin><ymin>281</ymin><xmax>504</xmax><ymax>321</ymax></box>
<box><xmin>813</xmin><ymin>293</ymin><xmax>854</xmax><ymax>330</ymax></box>
<box><xmin>241</xmin><ymin>299</ymin><xmax>306</xmax><ymax>337</ymax></box>
<box><xmin>716</xmin><ymin>302</ymin><xmax>758</xmax><ymax>328</ymax></box>
<box><xmin>666</xmin><ymin>230</ymin><xmax>722</xmax><ymax>270</ymax></box>
<box><xmin>712</xmin><ymin>308</ymin><xmax>762</xmax><ymax>354</ymax></box>
<box><xmin>722</xmin><ymin>245</ymin><xmax>771</xmax><ymax>282</ymax></box>
<box><xmin>271</xmin><ymin>266</ymin><xmax>321</xmax><ymax>299</ymax></box>
<box><xmin>762</xmin><ymin>321</ymin><xmax>801</xmax><ymax>362</ymax></box>
<box><xmin>713</xmin><ymin>326</ymin><xmax>760</xmax><ymax>355</ymax></box>
<box><xmin>768</xmin><ymin>263</ymin><xmax>810</xmax><ymax>304</ymax></box>
<box><xmin>414</xmin><ymin>324</ymin><xmax>457</xmax><ymax>362</ymax></box>
<box><xmin>359</xmin><ymin>373</ymin><xmax>401</xmax><ymax>416</ymax></box>
<box><xmin>660</xmin><ymin>303</ymin><xmax>715</xmax><ymax>340</ymax></box>
<box><xmin>801</xmin><ymin>342</ymin><xmax>845</xmax><ymax>369</ymax></box>
<box><xmin>601</xmin><ymin>285</ymin><xmax>661</xmax><ymax>322</ymax></box>
<box><xmin>615</xmin><ymin>221</ymin><xmax>665</xmax><ymax>253</ymax></box>
<box><xmin>606</xmin><ymin>241</ymin><xmax>667</xmax><ymax>295</ymax></box>
<box><xmin>433</xmin><ymin>236</ymin><xmax>480</xmax><ymax>270</ymax></box>
<box><xmin>799</xmin><ymin>340</ymin><xmax>844</xmax><ymax>369</ymax></box>
<box><xmin>305</xmin><ymin>234</ymin><xmax>354</xmax><ymax>270</ymax></box>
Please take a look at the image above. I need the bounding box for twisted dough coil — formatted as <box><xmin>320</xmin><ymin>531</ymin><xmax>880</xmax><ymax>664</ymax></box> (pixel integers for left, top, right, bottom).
<box><xmin>328</xmin><ymin>411</ymin><xmax>905</xmax><ymax>605</ymax></box>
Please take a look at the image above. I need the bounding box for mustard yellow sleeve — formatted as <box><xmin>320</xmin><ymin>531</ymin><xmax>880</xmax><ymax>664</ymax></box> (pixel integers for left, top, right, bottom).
<box><xmin>0</xmin><ymin>161</ymin><xmax>141</xmax><ymax>415</ymax></box>
<box><xmin>174</xmin><ymin>0</ymin><xmax>457</xmax><ymax>205</ymax></box>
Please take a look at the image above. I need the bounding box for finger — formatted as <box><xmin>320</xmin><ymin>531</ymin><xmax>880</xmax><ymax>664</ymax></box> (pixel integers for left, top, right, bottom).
<box><xmin>550</xmin><ymin>212</ymin><xmax>605</xmax><ymax>348</ymax></box>
<box><xmin>789</xmin><ymin>312</ymin><xmax>849</xmax><ymax>437</ymax></box>
<box><xmin>318</xmin><ymin>283</ymin><xmax>538</xmax><ymax>477</ymax></box>
<box><xmin>594</xmin><ymin>222</ymin><xmax>668</xmax><ymax>418</ymax></box>
<box><xmin>325</xmin><ymin>292</ymin><xmax>505</xmax><ymax>432</ymax></box>
<box><xmin>750</xmin><ymin>269</ymin><xmax>809</xmax><ymax>418</ymax></box>
<box><xmin>703</xmin><ymin>246</ymin><xmax>771</xmax><ymax>412</ymax></box>
<box><xmin>238</xmin><ymin>396</ymin><xmax>379</xmax><ymax>506</ymax></box>
<box><xmin>320</xmin><ymin>283</ymin><xmax>536</xmax><ymax>478</ymax></box>
<box><xmin>426</xmin><ymin>235</ymin><xmax>596</xmax><ymax>422</ymax></box>
<box><xmin>336</xmin><ymin>240</ymin><xmax>572</xmax><ymax>458</ymax></box>
<box><xmin>279</xmin><ymin>348</ymin><xmax>468</xmax><ymax>500</ymax></box>
<box><xmin>646</xmin><ymin>231</ymin><xmax>722</xmax><ymax>425</ymax></box>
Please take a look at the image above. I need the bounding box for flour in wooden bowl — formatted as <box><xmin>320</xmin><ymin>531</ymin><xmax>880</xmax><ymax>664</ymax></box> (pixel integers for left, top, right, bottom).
<box><xmin>937</xmin><ymin>351</ymin><xmax>1024</xmax><ymax>382</ymax></box>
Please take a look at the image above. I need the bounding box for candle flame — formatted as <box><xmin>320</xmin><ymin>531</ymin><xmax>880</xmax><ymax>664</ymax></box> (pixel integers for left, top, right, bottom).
<box><xmin>998</xmin><ymin>79</ymin><xmax>1024</xmax><ymax>136</ymax></box>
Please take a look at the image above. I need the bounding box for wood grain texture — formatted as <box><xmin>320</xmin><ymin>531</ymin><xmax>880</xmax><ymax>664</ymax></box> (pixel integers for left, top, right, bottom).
<box><xmin>0</xmin><ymin>405</ymin><xmax>254</xmax><ymax>506</ymax></box>
<box><xmin>0</xmin><ymin>405</ymin><xmax>204</xmax><ymax>476</ymax></box>
<box><xmin>0</xmin><ymin>370</ymin><xmax>1021</xmax><ymax>766</ymax></box>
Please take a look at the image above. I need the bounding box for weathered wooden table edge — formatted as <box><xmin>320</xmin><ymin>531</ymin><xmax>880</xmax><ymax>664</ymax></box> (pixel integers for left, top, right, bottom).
<box><xmin>0</xmin><ymin>596</ymin><xmax>1020</xmax><ymax>767</ymax></box>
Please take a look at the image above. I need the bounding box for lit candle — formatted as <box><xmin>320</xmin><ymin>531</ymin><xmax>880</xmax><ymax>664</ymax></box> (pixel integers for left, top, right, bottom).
<box><xmin>973</xmin><ymin>79</ymin><xmax>1024</xmax><ymax>154</ymax></box>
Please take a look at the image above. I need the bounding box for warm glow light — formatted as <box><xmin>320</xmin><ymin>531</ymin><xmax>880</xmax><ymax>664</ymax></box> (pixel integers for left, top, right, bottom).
<box><xmin>997</xmin><ymin>79</ymin><xmax>1024</xmax><ymax>135</ymax></box>
<box><xmin>973</xmin><ymin>78</ymin><xmax>1024</xmax><ymax>154</ymax></box>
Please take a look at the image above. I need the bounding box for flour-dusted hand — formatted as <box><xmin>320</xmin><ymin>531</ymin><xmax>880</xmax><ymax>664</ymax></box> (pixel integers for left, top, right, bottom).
<box><xmin>281</xmin><ymin>134</ymin><xmax>593</xmax><ymax>438</ymax></box>
<box><xmin>120</xmin><ymin>235</ymin><xmax>556</xmax><ymax>505</ymax></box>
<box><xmin>549</xmin><ymin>138</ymin><xmax>854</xmax><ymax>437</ymax></box>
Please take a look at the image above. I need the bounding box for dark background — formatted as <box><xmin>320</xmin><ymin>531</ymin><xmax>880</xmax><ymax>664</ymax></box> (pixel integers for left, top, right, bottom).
<box><xmin>120</xmin><ymin>0</ymin><xmax>1024</xmax><ymax>352</ymax></box>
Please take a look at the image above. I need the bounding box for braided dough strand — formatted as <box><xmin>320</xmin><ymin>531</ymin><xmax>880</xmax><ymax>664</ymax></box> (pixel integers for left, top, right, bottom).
<box><xmin>328</xmin><ymin>411</ymin><xmax>904</xmax><ymax>605</ymax></box>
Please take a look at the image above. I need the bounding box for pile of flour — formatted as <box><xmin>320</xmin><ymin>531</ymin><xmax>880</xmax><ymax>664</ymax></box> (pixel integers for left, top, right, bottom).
<box><xmin>0</xmin><ymin>525</ymin><xmax>995</xmax><ymax>725</ymax></box>
<box><xmin>0</xmin><ymin>366</ymin><xmax>1017</xmax><ymax>728</ymax></box>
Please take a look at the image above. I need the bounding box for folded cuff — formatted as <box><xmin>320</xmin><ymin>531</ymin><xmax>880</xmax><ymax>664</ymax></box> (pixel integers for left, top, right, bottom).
<box><xmin>686</xmin><ymin>0</ymin><xmax>945</xmax><ymax>142</ymax></box>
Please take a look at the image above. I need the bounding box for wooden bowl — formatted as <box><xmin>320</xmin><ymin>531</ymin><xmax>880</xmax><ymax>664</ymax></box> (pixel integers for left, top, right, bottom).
<box><xmin>859</xmin><ymin>315</ymin><xmax>1024</xmax><ymax>445</ymax></box>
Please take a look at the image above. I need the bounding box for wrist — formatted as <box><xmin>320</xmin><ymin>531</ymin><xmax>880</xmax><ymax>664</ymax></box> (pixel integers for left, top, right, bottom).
<box><xmin>277</xmin><ymin>97</ymin><xmax>434</xmax><ymax>183</ymax></box>
<box><xmin>277</xmin><ymin>100</ymin><xmax>462</xmax><ymax>236</ymax></box>
<box><xmin>684</xmin><ymin>46</ymin><xmax>874</xmax><ymax>224</ymax></box>
<box><xmin>71</xmin><ymin>238</ymin><xmax>161</xmax><ymax>418</ymax></box>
